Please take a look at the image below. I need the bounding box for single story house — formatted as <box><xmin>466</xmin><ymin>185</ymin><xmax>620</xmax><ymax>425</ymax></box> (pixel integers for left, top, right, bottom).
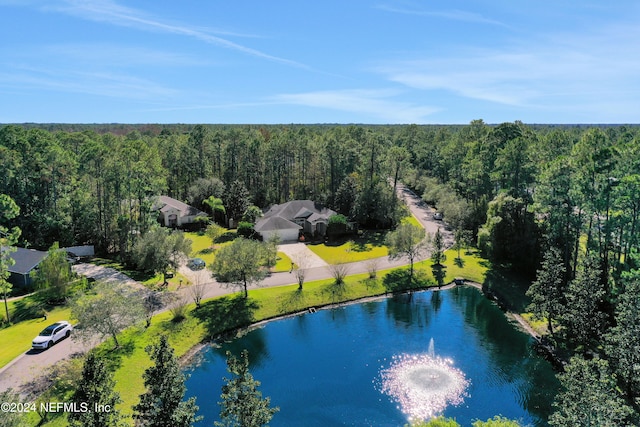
<box><xmin>255</xmin><ymin>200</ymin><xmax>336</xmax><ymax>242</ymax></box>
<box><xmin>2</xmin><ymin>247</ymin><xmax>48</xmax><ymax>287</ymax></box>
<box><xmin>152</xmin><ymin>196</ymin><xmax>207</xmax><ymax>228</ymax></box>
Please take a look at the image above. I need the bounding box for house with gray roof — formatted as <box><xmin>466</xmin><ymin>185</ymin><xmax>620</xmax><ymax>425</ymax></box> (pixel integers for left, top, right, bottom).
<box><xmin>152</xmin><ymin>196</ymin><xmax>207</xmax><ymax>228</ymax></box>
<box><xmin>255</xmin><ymin>200</ymin><xmax>336</xmax><ymax>242</ymax></box>
<box><xmin>2</xmin><ymin>247</ymin><xmax>48</xmax><ymax>287</ymax></box>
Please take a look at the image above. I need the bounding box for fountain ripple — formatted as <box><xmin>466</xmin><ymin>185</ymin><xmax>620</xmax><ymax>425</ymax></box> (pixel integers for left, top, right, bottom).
<box><xmin>379</xmin><ymin>353</ymin><xmax>469</xmax><ymax>421</ymax></box>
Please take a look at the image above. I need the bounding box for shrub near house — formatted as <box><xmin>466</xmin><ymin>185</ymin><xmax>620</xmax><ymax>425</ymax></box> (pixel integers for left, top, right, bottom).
<box><xmin>327</xmin><ymin>214</ymin><xmax>349</xmax><ymax>237</ymax></box>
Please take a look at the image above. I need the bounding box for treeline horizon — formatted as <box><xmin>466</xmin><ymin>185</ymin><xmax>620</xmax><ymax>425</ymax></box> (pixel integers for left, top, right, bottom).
<box><xmin>3</xmin><ymin>121</ymin><xmax>639</xmax><ymax>134</ymax></box>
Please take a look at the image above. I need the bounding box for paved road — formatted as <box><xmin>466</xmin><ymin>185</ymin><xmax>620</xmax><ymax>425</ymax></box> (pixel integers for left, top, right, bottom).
<box><xmin>0</xmin><ymin>183</ymin><xmax>453</xmax><ymax>397</ymax></box>
<box><xmin>0</xmin><ymin>334</ymin><xmax>98</xmax><ymax>398</ymax></box>
<box><xmin>0</xmin><ymin>264</ymin><xmax>147</xmax><ymax>398</ymax></box>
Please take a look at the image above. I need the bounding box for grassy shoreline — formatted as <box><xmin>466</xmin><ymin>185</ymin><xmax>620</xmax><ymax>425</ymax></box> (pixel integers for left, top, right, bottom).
<box><xmin>39</xmin><ymin>249</ymin><xmax>499</xmax><ymax>426</ymax></box>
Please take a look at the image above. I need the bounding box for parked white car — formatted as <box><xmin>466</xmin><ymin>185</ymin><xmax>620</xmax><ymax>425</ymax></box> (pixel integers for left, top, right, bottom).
<box><xmin>32</xmin><ymin>321</ymin><xmax>73</xmax><ymax>350</ymax></box>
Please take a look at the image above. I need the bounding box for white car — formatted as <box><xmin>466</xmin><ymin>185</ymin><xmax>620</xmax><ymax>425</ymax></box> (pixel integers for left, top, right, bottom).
<box><xmin>32</xmin><ymin>321</ymin><xmax>73</xmax><ymax>350</ymax></box>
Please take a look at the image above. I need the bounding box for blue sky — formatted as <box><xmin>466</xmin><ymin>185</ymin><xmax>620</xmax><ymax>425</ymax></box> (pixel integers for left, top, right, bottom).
<box><xmin>1</xmin><ymin>1</ymin><xmax>639</xmax><ymax>124</ymax></box>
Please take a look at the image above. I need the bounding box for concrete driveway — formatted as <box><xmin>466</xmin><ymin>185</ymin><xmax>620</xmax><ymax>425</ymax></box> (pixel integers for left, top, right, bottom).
<box><xmin>277</xmin><ymin>242</ymin><xmax>328</xmax><ymax>269</ymax></box>
<box><xmin>72</xmin><ymin>263</ymin><xmax>145</xmax><ymax>290</ymax></box>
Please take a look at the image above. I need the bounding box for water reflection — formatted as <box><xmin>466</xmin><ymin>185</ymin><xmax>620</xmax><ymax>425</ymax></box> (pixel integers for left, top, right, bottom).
<box><xmin>212</xmin><ymin>327</ymin><xmax>270</xmax><ymax>368</ymax></box>
<box><xmin>385</xmin><ymin>293</ymin><xmax>432</xmax><ymax>330</ymax></box>
<box><xmin>185</xmin><ymin>287</ymin><xmax>558</xmax><ymax>427</ymax></box>
<box><xmin>379</xmin><ymin>340</ymin><xmax>469</xmax><ymax>421</ymax></box>
<box><xmin>431</xmin><ymin>290</ymin><xmax>443</xmax><ymax>313</ymax></box>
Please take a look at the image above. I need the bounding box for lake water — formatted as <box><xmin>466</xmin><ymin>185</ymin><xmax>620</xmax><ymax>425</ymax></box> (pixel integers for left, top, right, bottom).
<box><xmin>184</xmin><ymin>287</ymin><xmax>559</xmax><ymax>426</ymax></box>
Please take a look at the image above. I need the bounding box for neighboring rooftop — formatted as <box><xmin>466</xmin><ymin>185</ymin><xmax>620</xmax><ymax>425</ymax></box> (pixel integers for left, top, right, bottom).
<box><xmin>2</xmin><ymin>247</ymin><xmax>48</xmax><ymax>275</ymax></box>
<box><xmin>152</xmin><ymin>195</ymin><xmax>204</xmax><ymax>217</ymax></box>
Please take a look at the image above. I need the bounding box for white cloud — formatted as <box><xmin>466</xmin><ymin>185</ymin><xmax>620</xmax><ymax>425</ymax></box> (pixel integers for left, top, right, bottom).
<box><xmin>41</xmin><ymin>0</ymin><xmax>308</xmax><ymax>69</ymax></box>
<box><xmin>13</xmin><ymin>43</ymin><xmax>211</xmax><ymax>68</ymax></box>
<box><xmin>272</xmin><ymin>89</ymin><xmax>439</xmax><ymax>123</ymax></box>
<box><xmin>0</xmin><ymin>66</ymin><xmax>176</xmax><ymax>99</ymax></box>
<box><xmin>375</xmin><ymin>4</ymin><xmax>510</xmax><ymax>28</ymax></box>
<box><xmin>375</xmin><ymin>22</ymin><xmax>640</xmax><ymax>117</ymax></box>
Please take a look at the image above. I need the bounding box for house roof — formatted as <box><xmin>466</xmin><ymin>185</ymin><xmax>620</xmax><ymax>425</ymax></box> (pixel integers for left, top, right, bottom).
<box><xmin>254</xmin><ymin>216</ymin><xmax>301</xmax><ymax>232</ymax></box>
<box><xmin>256</xmin><ymin>200</ymin><xmax>335</xmax><ymax>233</ymax></box>
<box><xmin>293</xmin><ymin>207</ymin><xmax>314</xmax><ymax>219</ymax></box>
<box><xmin>307</xmin><ymin>212</ymin><xmax>327</xmax><ymax>223</ymax></box>
<box><xmin>263</xmin><ymin>200</ymin><xmax>335</xmax><ymax>221</ymax></box>
<box><xmin>2</xmin><ymin>247</ymin><xmax>48</xmax><ymax>275</ymax></box>
<box><xmin>153</xmin><ymin>196</ymin><xmax>204</xmax><ymax>217</ymax></box>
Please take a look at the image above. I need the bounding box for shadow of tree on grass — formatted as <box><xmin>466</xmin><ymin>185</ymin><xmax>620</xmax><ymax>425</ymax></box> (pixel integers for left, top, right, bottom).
<box><xmin>277</xmin><ymin>288</ymin><xmax>307</xmax><ymax>314</ymax></box>
<box><xmin>361</xmin><ymin>277</ymin><xmax>381</xmax><ymax>290</ymax></box>
<box><xmin>192</xmin><ymin>295</ymin><xmax>258</xmax><ymax>339</ymax></box>
<box><xmin>9</xmin><ymin>295</ymin><xmax>48</xmax><ymax>323</ymax></box>
<box><xmin>383</xmin><ymin>268</ymin><xmax>434</xmax><ymax>294</ymax></box>
<box><xmin>322</xmin><ymin>282</ymin><xmax>348</xmax><ymax>304</ymax></box>
<box><xmin>93</xmin><ymin>336</ymin><xmax>137</xmax><ymax>372</ymax></box>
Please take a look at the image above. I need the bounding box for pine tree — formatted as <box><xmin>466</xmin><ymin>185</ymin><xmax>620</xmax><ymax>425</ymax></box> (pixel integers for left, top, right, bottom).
<box><xmin>224</xmin><ymin>180</ymin><xmax>251</xmax><ymax>226</ymax></box>
<box><xmin>0</xmin><ymin>194</ymin><xmax>21</xmax><ymax>324</ymax></box>
<box><xmin>605</xmin><ymin>264</ymin><xmax>640</xmax><ymax>400</ymax></box>
<box><xmin>216</xmin><ymin>350</ymin><xmax>279</xmax><ymax>427</ymax></box>
<box><xmin>68</xmin><ymin>353</ymin><xmax>125</xmax><ymax>427</ymax></box>
<box><xmin>526</xmin><ymin>247</ymin><xmax>567</xmax><ymax>338</ymax></box>
<box><xmin>430</xmin><ymin>228</ymin><xmax>446</xmax><ymax>266</ymax></box>
<box><xmin>559</xmin><ymin>256</ymin><xmax>609</xmax><ymax>351</ymax></box>
<box><xmin>549</xmin><ymin>357</ymin><xmax>636</xmax><ymax>426</ymax></box>
<box><xmin>133</xmin><ymin>336</ymin><xmax>201</xmax><ymax>427</ymax></box>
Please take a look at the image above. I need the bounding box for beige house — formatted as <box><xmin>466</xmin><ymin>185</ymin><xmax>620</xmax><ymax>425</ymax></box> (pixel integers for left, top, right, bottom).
<box><xmin>153</xmin><ymin>196</ymin><xmax>206</xmax><ymax>227</ymax></box>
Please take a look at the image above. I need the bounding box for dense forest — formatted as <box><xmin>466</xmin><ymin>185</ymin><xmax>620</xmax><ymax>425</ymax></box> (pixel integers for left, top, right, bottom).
<box><xmin>2</xmin><ymin>121</ymin><xmax>640</xmax><ymax>423</ymax></box>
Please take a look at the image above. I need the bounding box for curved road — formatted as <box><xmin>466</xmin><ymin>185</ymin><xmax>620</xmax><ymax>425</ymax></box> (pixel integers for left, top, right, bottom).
<box><xmin>0</xmin><ymin>183</ymin><xmax>453</xmax><ymax>398</ymax></box>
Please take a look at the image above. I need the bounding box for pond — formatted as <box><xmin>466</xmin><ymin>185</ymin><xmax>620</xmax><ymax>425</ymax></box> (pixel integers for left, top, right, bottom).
<box><xmin>184</xmin><ymin>286</ymin><xmax>559</xmax><ymax>426</ymax></box>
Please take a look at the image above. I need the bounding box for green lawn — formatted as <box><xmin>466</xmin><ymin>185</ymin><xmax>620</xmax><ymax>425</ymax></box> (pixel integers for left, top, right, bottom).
<box><xmin>273</xmin><ymin>251</ymin><xmax>293</xmax><ymax>273</ymax></box>
<box><xmin>27</xmin><ymin>246</ymin><xmax>544</xmax><ymax>427</ymax></box>
<box><xmin>186</xmin><ymin>231</ymin><xmax>291</xmax><ymax>273</ymax></box>
<box><xmin>185</xmin><ymin>231</ymin><xmax>217</xmax><ymax>266</ymax></box>
<box><xmin>186</xmin><ymin>230</ymin><xmax>235</xmax><ymax>267</ymax></box>
<box><xmin>401</xmin><ymin>213</ymin><xmax>423</xmax><ymax>229</ymax></box>
<box><xmin>141</xmin><ymin>271</ymin><xmax>192</xmax><ymax>291</ymax></box>
<box><xmin>306</xmin><ymin>212</ymin><xmax>422</xmax><ymax>265</ymax></box>
<box><xmin>0</xmin><ymin>306</ymin><xmax>72</xmax><ymax>368</ymax></box>
<box><xmin>307</xmin><ymin>231</ymin><xmax>389</xmax><ymax>264</ymax></box>
<box><xmin>416</xmin><ymin>249</ymin><xmax>488</xmax><ymax>285</ymax></box>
